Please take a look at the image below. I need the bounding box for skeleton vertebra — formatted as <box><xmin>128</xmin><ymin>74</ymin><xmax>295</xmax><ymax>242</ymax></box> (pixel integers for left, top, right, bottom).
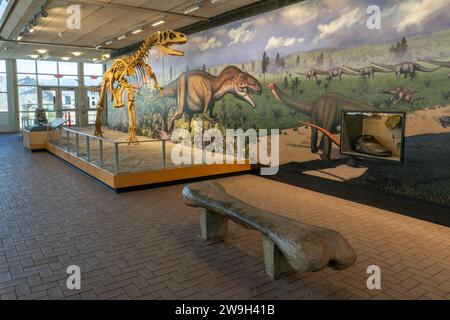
<box><xmin>94</xmin><ymin>30</ymin><xmax>187</xmax><ymax>143</ymax></box>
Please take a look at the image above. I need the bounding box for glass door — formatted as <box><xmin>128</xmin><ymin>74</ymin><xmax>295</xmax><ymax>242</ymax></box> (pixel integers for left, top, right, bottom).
<box><xmin>60</xmin><ymin>88</ymin><xmax>77</xmax><ymax>126</ymax></box>
<box><xmin>87</xmin><ymin>89</ymin><xmax>100</xmax><ymax>125</ymax></box>
<box><xmin>38</xmin><ymin>87</ymin><xmax>79</xmax><ymax>126</ymax></box>
<box><xmin>37</xmin><ymin>87</ymin><xmax>57</xmax><ymax>125</ymax></box>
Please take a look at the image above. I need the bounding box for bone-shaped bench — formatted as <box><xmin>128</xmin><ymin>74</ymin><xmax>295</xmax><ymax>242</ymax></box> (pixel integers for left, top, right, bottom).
<box><xmin>182</xmin><ymin>181</ymin><xmax>356</xmax><ymax>279</ymax></box>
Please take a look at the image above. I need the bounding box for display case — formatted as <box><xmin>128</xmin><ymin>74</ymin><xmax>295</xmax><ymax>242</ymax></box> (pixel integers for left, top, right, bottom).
<box><xmin>340</xmin><ymin>111</ymin><xmax>406</xmax><ymax>163</ymax></box>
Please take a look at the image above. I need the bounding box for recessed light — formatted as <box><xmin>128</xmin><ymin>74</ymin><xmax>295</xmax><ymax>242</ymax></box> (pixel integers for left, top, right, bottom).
<box><xmin>102</xmin><ymin>54</ymin><xmax>111</xmax><ymax>59</ymax></box>
<box><xmin>17</xmin><ymin>36</ymin><xmax>23</xmax><ymax>41</ymax></box>
<box><xmin>61</xmin><ymin>57</ymin><xmax>70</xmax><ymax>61</ymax></box>
<box><xmin>29</xmin><ymin>27</ymin><xmax>35</xmax><ymax>33</ymax></box>
<box><xmin>152</xmin><ymin>20</ymin><xmax>165</xmax><ymax>27</ymax></box>
<box><xmin>132</xmin><ymin>29</ymin><xmax>143</xmax><ymax>35</ymax></box>
<box><xmin>72</xmin><ymin>52</ymin><xmax>82</xmax><ymax>57</ymax></box>
<box><xmin>184</xmin><ymin>4</ymin><xmax>201</xmax><ymax>14</ymax></box>
<box><xmin>29</xmin><ymin>55</ymin><xmax>39</xmax><ymax>59</ymax></box>
<box><xmin>117</xmin><ymin>34</ymin><xmax>127</xmax><ymax>40</ymax></box>
<box><xmin>105</xmin><ymin>40</ymin><xmax>113</xmax><ymax>45</ymax></box>
<box><xmin>37</xmin><ymin>49</ymin><xmax>47</xmax><ymax>54</ymax></box>
<box><xmin>92</xmin><ymin>58</ymin><xmax>98</xmax><ymax>62</ymax></box>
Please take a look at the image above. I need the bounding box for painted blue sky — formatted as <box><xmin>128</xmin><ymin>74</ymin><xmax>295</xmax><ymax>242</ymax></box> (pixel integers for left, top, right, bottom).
<box><xmin>152</xmin><ymin>0</ymin><xmax>450</xmax><ymax>75</ymax></box>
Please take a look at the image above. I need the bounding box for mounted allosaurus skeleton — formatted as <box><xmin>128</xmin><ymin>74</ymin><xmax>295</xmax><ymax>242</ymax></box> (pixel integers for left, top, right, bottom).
<box><xmin>94</xmin><ymin>30</ymin><xmax>187</xmax><ymax>143</ymax></box>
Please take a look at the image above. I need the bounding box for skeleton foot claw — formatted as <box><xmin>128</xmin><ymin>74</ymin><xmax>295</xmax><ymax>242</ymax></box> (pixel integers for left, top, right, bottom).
<box><xmin>126</xmin><ymin>131</ymin><xmax>139</xmax><ymax>145</ymax></box>
<box><xmin>94</xmin><ymin>127</ymin><xmax>104</xmax><ymax>138</ymax></box>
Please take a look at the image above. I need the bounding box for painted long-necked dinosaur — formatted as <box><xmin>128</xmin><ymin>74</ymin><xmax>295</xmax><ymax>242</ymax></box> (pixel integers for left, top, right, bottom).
<box><xmin>295</xmin><ymin>71</ymin><xmax>313</xmax><ymax>80</ymax></box>
<box><xmin>311</xmin><ymin>67</ymin><xmax>358</xmax><ymax>80</ymax></box>
<box><xmin>163</xmin><ymin>66</ymin><xmax>262</xmax><ymax>133</ymax></box>
<box><xmin>371</xmin><ymin>61</ymin><xmax>441</xmax><ymax>80</ymax></box>
<box><xmin>418</xmin><ymin>58</ymin><xmax>450</xmax><ymax>78</ymax></box>
<box><xmin>94</xmin><ymin>30</ymin><xmax>187</xmax><ymax>143</ymax></box>
<box><xmin>343</xmin><ymin>65</ymin><xmax>393</xmax><ymax>79</ymax></box>
<box><xmin>268</xmin><ymin>83</ymin><xmax>375</xmax><ymax>160</ymax></box>
<box><xmin>418</xmin><ymin>58</ymin><xmax>450</xmax><ymax>68</ymax></box>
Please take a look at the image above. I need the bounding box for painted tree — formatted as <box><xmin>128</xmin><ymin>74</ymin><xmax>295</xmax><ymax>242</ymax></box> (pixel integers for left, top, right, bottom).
<box><xmin>283</xmin><ymin>76</ymin><xmax>288</xmax><ymax>90</ymax></box>
<box><xmin>169</xmin><ymin>66</ymin><xmax>173</xmax><ymax>81</ymax></box>
<box><xmin>202</xmin><ymin>64</ymin><xmax>206</xmax><ymax>71</ymax></box>
<box><xmin>251</xmin><ymin>61</ymin><xmax>255</xmax><ymax>72</ymax></box>
<box><xmin>296</xmin><ymin>54</ymin><xmax>300</xmax><ymax>66</ymax></box>
<box><xmin>261</xmin><ymin>51</ymin><xmax>269</xmax><ymax>85</ymax></box>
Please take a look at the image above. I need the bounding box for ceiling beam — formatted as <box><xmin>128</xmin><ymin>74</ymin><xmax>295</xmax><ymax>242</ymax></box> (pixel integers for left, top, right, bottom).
<box><xmin>74</xmin><ymin>0</ymin><xmax>209</xmax><ymax>22</ymax></box>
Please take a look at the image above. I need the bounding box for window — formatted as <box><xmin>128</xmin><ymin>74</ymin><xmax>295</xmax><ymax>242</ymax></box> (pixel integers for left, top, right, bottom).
<box><xmin>84</xmin><ymin>63</ymin><xmax>104</xmax><ymax>86</ymax></box>
<box><xmin>59</xmin><ymin>62</ymin><xmax>78</xmax><ymax>75</ymax></box>
<box><xmin>84</xmin><ymin>63</ymin><xmax>104</xmax><ymax>76</ymax></box>
<box><xmin>0</xmin><ymin>60</ymin><xmax>8</xmax><ymax>112</ymax></box>
<box><xmin>37</xmin><ymin>60</ymin><xmax>57</xmax><ymax>75</ymax></box>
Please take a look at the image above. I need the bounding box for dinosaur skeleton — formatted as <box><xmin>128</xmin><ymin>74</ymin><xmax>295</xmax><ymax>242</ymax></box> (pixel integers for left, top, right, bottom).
<box><xmin>94</xmin><ymin>30</ymin><xmax>187</xmax><ymax>143</ymax></box>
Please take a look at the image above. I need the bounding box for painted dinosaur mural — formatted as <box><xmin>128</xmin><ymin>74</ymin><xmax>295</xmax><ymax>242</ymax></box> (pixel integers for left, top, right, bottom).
<box><xmin>163</xmin><ymin>66</ymin><xmax>262</xmax><ymax>132</ymax></box>
<box><xmin>106</xmin><ymin>0</ymin><xmax>450</xmax><ymax>206</ymax></box>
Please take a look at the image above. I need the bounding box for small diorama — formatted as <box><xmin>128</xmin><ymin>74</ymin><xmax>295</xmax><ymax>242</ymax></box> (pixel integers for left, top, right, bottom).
<box><xmin>340</xmin><ymin>112</ymin><xmax>406</xmax><ymax>163</ymax></box>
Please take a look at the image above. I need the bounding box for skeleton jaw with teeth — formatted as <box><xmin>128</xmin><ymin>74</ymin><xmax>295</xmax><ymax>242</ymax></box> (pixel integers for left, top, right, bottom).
<box><xmin>155</xmin><ymin>30</ymin><xmax>187</xmax><ymax>57</ymax></box>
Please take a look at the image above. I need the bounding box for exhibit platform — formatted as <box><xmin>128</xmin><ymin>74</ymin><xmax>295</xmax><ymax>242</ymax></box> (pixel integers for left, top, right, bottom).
<box><xmin>42</xmin><ymin>127</ymin><xmax>252</xmax><ymax>190</ymax></box>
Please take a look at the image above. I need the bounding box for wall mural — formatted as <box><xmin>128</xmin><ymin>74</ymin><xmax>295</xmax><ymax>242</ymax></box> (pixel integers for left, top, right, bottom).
<box><xmin>108</xmin><ymin>0</ymin><xmax>450</xmax><ymax>206</ymax></box>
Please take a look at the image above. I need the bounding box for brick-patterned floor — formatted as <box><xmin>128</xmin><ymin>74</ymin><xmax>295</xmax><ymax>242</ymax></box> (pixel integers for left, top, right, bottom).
<box><xmin>0</xmin><ymin>133</ymin><xmax>449</xmax><ymax>300</ymax></box>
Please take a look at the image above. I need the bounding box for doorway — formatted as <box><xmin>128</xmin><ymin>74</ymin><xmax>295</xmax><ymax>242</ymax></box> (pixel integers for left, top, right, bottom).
<box><xmin>38</xmin><ymin>87</ymin><xmax>79</xmax><ymax>126</ymax></box>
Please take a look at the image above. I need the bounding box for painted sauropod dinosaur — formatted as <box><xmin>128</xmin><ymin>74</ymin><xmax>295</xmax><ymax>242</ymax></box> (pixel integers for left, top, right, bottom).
<box><xmin>94</xmin><ymin>30</ymin><xmax>187</xmax><ymax>143</ymax></box>
<box><xmin>295</xmin><ymin>71</ymin><xmax>313</xmax><ymax>80</ymax></box>
<box><xmin>343</xmin><ymin>65</ymin><xmax>393</xmax><ymax>79</ymax></box>
<box><xmin>418</xmin><ymin>58</ymin><xmax>450</xmax><ymax>78</ymax></box>
<box><xmin>378</xmin><ymin>87</ymin><xmax>424</xmax><ymax>106</ymax></box>
<box><xmin>370</xmin><ymin>61</ymin><xmax>441</xmax><ymax>80</ymax></box>
<box><xmin>311</xmin><ymin>67</ymin><xmax>359</xmax><ymax>81</ymax></box>
<box><xmin>268</xmin><ymin>83</ymin><xmax>375</xmax><ymax>160</ymax></box>
<box><xmin>163</xmin><ymin>66</ymin><xmax>262</xmax><ymax>133</ymax></box>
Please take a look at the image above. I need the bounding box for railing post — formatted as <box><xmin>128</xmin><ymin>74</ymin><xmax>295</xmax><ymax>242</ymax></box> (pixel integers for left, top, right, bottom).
<box><xmin>86</xmin><ymin>136</ymin><xmax>90</xmax><ymax>162</ymax></box>
<box><xmin>99</xmin><ymin>140</ymin><xmax>104</xmax><ymax>168</ymax></box>
<box><xmin>58</xmin><ymin>127</ymin><xmax>62</xmax><ymax>146</ymax></box>
<box><xmin>114</xmin><ymin>143</ymin><xmax>120</xmax><ymax>174</ymax></box>
<box><xmin>66</xmin><ymin>130</ymin><xmax>70</xmax><ymax>152</ymax></box>
<box><xmin>76</xmin><ymin>133</ymin><xmax>80</xmax><ymax>156</ymax></box>
<box><xmin>162</xmin><ymin>140</ymin><xmax>166</xmax><ymax>169</ymax></box>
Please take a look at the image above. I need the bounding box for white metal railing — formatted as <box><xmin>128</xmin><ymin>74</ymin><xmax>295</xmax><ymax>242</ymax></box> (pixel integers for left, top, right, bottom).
<box><xmin>53</xmin><ymin>127</ymin><xmax>168</xmax><ymax>174</ymax></box>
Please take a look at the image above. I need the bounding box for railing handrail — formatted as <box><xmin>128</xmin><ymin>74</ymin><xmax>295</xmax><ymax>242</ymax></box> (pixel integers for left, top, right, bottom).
<box><xmin>61</xmin><ymin>127</ymin><xmax>169</xmax><ymax>145</ymax></box>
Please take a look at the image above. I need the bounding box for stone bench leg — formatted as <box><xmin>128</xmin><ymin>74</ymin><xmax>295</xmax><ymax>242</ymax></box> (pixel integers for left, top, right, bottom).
<box><xmin>200</xmin><ymin>209</ymin><xmax>229</xmax><ymax>240</ymax></box>
<box><xmin>262</xmin><ymin>235</ymin><xmax>292</xmax><ymax>280</ymax></box>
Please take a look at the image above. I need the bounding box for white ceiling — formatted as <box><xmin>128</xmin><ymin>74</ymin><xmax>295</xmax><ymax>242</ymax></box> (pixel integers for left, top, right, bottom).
<box><xmin>0</xmin><ymin>0</ymin><xmax>261</xmax><ymax>62</ymax></box>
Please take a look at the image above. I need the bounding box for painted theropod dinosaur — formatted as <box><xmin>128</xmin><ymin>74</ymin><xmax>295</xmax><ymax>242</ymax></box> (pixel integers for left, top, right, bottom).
<box><xmin>371</xmin><ymin>61</ymin><xmax>441</xmax><ymax>80</ymax></box>
<box><xmin>94</xmin><ymin>30</ymin><xmax>187</xmax><ymax>143</ymax></box>
<box><xmin>163</xmin><ymin>66</ymin><xmax>262</xmax><ymax>133</ymax></box>
<box><xmin>268</xmin><ymin>83</ymin><xmax>375</xmax><ymax>160</ymax></box>
<box><xmin>343</xmin><ymin>65</ymin><xmax>393</xmax><ymax>79</ymax></box>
